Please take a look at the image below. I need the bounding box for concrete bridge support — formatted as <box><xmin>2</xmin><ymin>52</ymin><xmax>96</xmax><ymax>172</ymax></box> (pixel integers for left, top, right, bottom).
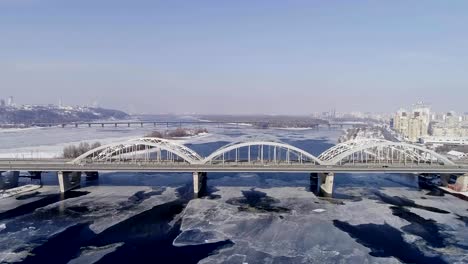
<box><xmin>310</xmin><ymin>172</ymin><xmax>334</xmax><ymax>197</ymax></box>
<box><xmin>193</xmin><ymin>172</ymin><xmax>207</xmax><ymax>196</ymax></box>
<box><xmin>319</xmin><ymin>172</ymin><xmax>334</xmax><ymax>197</ymax></box>
<box><xmin>57</xmin><ymin>171</ymin><xmax>82</xmax><ymax>193</ymax></box>
<box><xmin>453</xmin><ymin>174</ymin><xmax>468</xmax><ymax>192</ymax></box>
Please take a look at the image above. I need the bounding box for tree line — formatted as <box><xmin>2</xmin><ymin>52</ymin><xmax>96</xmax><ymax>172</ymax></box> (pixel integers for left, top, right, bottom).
<box><xmin>146</xmin><ymin>128</ymin><xmax>208</xmax><ymax>138</ymax></box>
<box><xmin>63</xmin><ymin>142</ymin><xmax>101</xmax><ymax>158</ymax></box>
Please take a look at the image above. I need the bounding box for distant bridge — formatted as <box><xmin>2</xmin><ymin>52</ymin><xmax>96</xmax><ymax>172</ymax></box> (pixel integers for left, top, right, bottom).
<box><xmin>30</xmin><ymin>120</ymin><xmax>361</xmax><ymax>129</ymax></box>
<box><xmin>1</xmin><ymin>138</ymin><xmax>467</xmax><ymax>196</ymax></box>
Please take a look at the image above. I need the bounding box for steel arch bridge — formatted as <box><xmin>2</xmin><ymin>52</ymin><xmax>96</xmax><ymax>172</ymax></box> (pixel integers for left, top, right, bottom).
<box><xmin>72</xmin><ymin>137</ymin><xmax>203</xmax><ymax>164</ymax></box>
<box><xmin>202</xmin><ymin>141</ymin><xmax>323</xmax><ymax>165</ymax></box>
<box><xmin>318</xmin><ymin>139</ymin><xmax>454</xmax><ymax>166</ymax></box>
<box><xmin>71</xmin><ymin>137</ymin><xmax>454</xmax><ymax>167</ymax></box>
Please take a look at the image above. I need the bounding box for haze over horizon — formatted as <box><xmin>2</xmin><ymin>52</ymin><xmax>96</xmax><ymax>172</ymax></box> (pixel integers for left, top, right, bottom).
<box><xmin>1</xmin><ymin>0</ymin><xmax>467</xmax><ymax>114</ymax></box>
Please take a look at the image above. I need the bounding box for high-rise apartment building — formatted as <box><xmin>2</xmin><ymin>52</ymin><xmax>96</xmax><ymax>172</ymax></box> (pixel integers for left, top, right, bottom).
<box><xmin>7</xmin><ymin>96</ymin><xmax>13</xmax><ymax>106</ymax></box>
<box><xmin>393</xmin><ymin>103</ymin><xmax>430</xmax><ymax>142</ymax></box>
<box><xmin>430</xmin><ymin>112</ymin><xmax>468</xmax><ymax>137</ymax></box>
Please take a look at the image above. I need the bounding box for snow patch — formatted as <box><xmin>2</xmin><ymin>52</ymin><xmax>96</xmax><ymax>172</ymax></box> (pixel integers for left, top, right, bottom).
<box><xmin>313</xmin><ymin>209</ymin><xmax>326</xmax><ymax>213</ymax></box>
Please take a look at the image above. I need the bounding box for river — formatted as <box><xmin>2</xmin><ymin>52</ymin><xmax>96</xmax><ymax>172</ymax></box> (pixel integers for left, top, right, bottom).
<box><xmin>0</xmin><ymin>125</ymin><xmax>467</xmax><ymax>263</ymax></box>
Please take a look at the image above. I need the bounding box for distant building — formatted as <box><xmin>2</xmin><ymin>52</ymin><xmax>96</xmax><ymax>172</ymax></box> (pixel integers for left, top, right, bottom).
<box><xmin>392</xmin><ymin>102</ymin><xmax>430</xmax><ymax>142</ymax></box>
<box><xmin>393</xmin><ymin>109</ymin><xmax>409</xmax><ymax>136</ymax></box>
<box><xmin>421</xmin><ymin>136</ymin><xmax>468</xmax><ymax>146</ymax></box>
<box><xmin>7</xmin><ymin>96</ymin><xmax>13</xmax><ymax>106</ymax></box>
<box><xmin>430</xmin><ymin>112</ymin><xmax>468</xmax><ymax>137</ymax></box>
<box><xmin>0</xmin><ymin>99</ymin><xmax>5</xmax><ymax>107</ymax></box>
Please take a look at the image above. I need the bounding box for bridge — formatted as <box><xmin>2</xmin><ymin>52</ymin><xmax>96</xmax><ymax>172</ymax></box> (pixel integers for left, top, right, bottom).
<box><xmin>30</xmin><ymin>120</ymin><xmax>357</xmax><ymax>130</ymax></box>
<box><xmin>1</xmin><ymin>138</ymin><xmax>467</xmax><ymax>196</ymax></box>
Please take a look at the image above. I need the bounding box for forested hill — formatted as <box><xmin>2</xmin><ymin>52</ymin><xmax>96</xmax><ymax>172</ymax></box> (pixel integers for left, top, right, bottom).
<box><xmin>0</xmin><ymin>105</ymin><xmax>129</xmax><ymax>125</ymax></box>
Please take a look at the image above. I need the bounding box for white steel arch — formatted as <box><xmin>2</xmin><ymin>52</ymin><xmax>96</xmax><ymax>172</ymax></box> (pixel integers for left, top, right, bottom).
<box><xmin>318</xmin><ymin>139</ymin><xmax>454</xmax><ymax>166</ymax></box>
<box><xmin>202</xmin><ymin>141</ymin><xmax>322</xmax><ymax>165</ymax></box>
<box><xmin>72</xmin><ymin>137</ymin><xmax>202</xmax><ymax>164</ymax></box>
<box><xmin>70</xmin><ymin>138</ymin><xmax>454</xmax><ymax>168</ymax></box>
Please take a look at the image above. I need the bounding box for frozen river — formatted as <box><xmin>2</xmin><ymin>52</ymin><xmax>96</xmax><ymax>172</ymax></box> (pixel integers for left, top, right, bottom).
<box><xmin>0</xmin><ymin>126</ymin><xmax>467</xmax><ymax>263</ymax></box>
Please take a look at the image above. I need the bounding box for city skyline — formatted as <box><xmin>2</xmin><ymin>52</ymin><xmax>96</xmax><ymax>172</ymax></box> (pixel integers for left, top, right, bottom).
<box><xmin>2</xmin><ymin>96</ymin><xmax>467</xmax><ymax>117</ymax></box>
<box><xmin>1</xmin><ymin>1</ymin><xmax>468</xmax><ymax>114</ymax></box>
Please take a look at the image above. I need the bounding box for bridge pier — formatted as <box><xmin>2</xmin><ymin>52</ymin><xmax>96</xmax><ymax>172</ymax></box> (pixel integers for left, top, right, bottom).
<box><xmin>309</xmin><ymin>172</ymin><xmax>334</xmax><ymax>197</ymax></box>
<box><xmin>319</xmin><ymin>172</ymin><xmax>334</xmax><ymax>197</ymax></box>
<box><xmin>57</xmin><ymin>171</ymin><xmax>81</xmax><ymax>193</ymax></box>
<box><xmin>452</xmin><ymin>174</ymin><xmax>468</xmax><ymax>192</ymax></box>
<box><xmin>193</xmin><ymin>172</ymin><xmax>207</xmax><ymax>197</ymax></box>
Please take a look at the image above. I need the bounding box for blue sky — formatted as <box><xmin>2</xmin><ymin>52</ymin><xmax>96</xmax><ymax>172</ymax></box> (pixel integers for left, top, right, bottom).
<box><xmin>0</xmin><ymin>0</ymin><xmax>467</xmax><ymax>114</ymax></box>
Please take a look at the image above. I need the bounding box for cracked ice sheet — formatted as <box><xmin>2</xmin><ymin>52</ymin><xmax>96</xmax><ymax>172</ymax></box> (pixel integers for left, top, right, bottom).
<box><xmin>175</xmin><ymin>186</ymin><xmax>401</xmax><ymax>264</ymax></box>
<box><xmin>0</xmin><ymin>185</ymin><xmax>179</xmax><ymax>263</ymax></box>
<box><xmin>177</xmin><ymin>178</ymin><xmax>468</xmax><ymax>264</ymax></box>
<box><xmin>0</xmin><ymin>186</ymin><xmax>59</xmax><ymax>214</ymax></box>
<box><xmin>334</xmin><ymin>174</ymin><xmax>468</xmax><ymax>261</ymax></box>
<box><xmin>0</xmin><ymin>126</ymin><xmax>159</xmax><ymax>150</ymax></box>
<box><xmin>375</xmin><ymin>185</ymin><xmax>468</xmax><ymax>245</ymax></box>
<box><xmin>0</xmin><ymin>125</ymin><xmax>202</xmax><ymax>158</ymax></box>
<box><xmin>183</xmin><ymin>127</ymin><xmax>341</xmax><ymax>146</ymax></box>
<box><xmin>68</xmin><ymin>185</ymin><xmax>179</xmax><ymax>234</ymax></box>
<box><xmin>68</xmin><ymin>243</ymin><xmax>124</xmax><ymax>264</ymax></box>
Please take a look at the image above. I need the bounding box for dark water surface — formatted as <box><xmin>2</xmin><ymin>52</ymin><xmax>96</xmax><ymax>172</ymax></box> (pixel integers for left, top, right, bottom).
<box><xmin>18</xmin><ymin>195</ymin><xmax>233</xmax><ymax>264</ymax></box>
<box><xmin>333</xmin><ymin>220</ymin><xmax>448</xmax><ymax>264</ymax></box>
<box><xmin>226</xmin><ymin>188</ymin><xmax>290</xmax><ymax>213</ymax></box>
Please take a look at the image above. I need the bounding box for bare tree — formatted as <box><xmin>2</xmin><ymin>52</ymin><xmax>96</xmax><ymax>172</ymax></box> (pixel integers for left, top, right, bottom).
<box><xmin>167</xmin><ymin>128</ymin><xmax>190</xmax><ymax>137</ymax></box>
<box><xmin>63</xmin><ymin>141</ymin><xmax>101</xmax><ymax>158</ymax></box>
<box><xmin>145</xmin><ymin>131</ymin><xmax>164</xmax><ymax>138</ymax></box>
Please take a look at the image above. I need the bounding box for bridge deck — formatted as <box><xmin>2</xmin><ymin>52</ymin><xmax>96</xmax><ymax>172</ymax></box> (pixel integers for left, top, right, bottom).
<box><xmin>1</xmin><ymin>160</ymin><xmax>467</xmax><ymax>174</ymax></box>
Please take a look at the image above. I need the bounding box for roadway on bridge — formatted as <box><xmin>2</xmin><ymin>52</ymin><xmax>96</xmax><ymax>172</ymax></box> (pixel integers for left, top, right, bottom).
<box><xmin>1</xmin><ymin>160</ymin><xmax>468</xmax><ymax>174</ymax></box>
